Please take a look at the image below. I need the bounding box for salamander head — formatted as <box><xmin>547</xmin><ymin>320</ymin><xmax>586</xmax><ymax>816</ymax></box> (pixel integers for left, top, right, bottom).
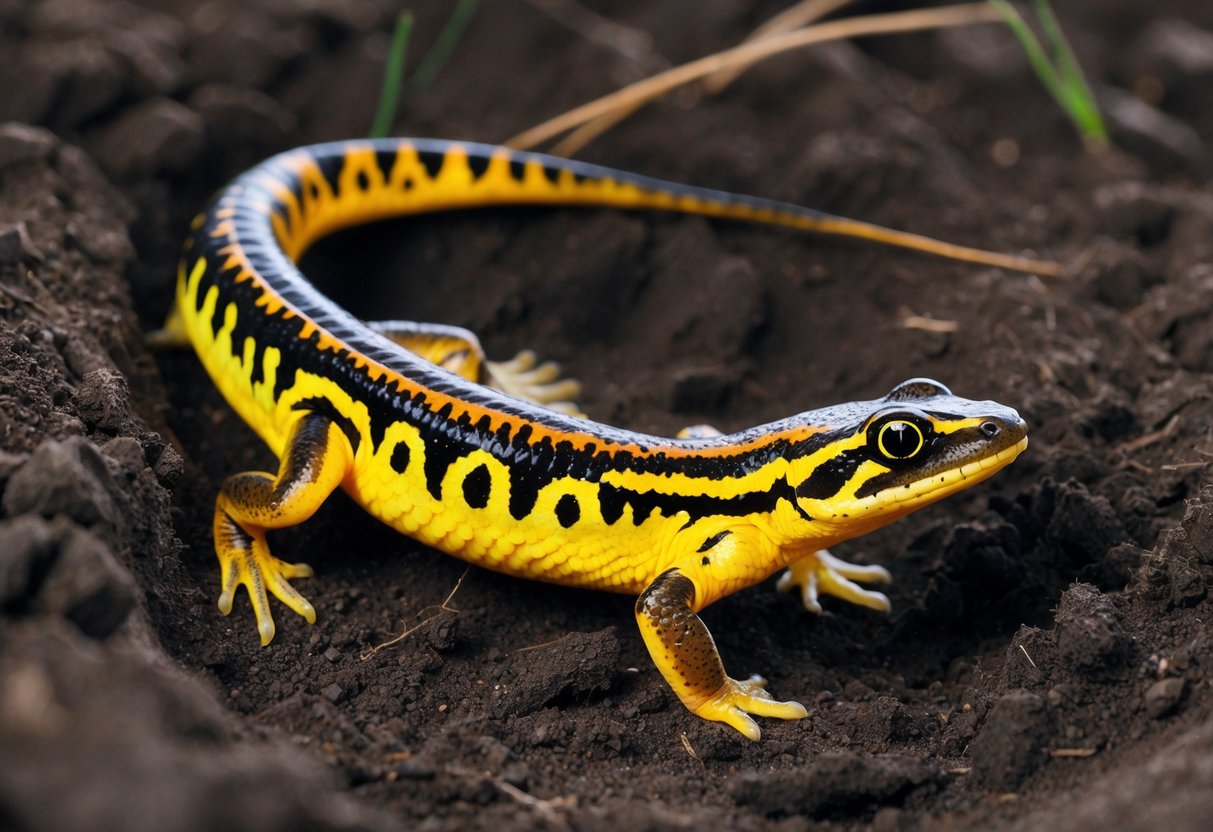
<box><xmin>785</xmin><ymin>378</ymin><xmax>1028</xmax><ymax>539</ymax></box>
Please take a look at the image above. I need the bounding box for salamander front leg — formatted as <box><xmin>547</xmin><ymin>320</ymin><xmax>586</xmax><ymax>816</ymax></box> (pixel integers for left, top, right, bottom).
<box><xmin>636</xmin><ymin>569</ymin><xmax>807</xmax><ymax>741</ymax></box>
<box><xmin>213</xmin><ymin>412</ymin><xmax>354</xmax><ymax>645</ymax></box>
<box><xmin>776</xmin><ymin>549</ymin><xmax>892</xmax><ymax>615</ymax></box>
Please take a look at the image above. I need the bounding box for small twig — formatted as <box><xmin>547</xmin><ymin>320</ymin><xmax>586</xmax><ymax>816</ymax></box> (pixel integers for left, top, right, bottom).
<box><xmin>510</xmin><ymin>634</ymin><xmax>574</xmax><ymax>655</ymax></box>
<box><xmin>1050</xmin><ymin>747</ymin><xmax>1098</xmax><ymax>758</ymax></box>
<box><xmin>498</xmin><ymin>781</ymin><xmax>574</xmax><ymax>831</ymax></box>
<box><xmin>0</xmin><ymin>281</ymin><xmax>51</xmax><ymax>315</ymax></box>
<box><xmin>1118</xmin><ymin>458</ymin><xmax>1154</xmax><ymax>476</ymax></box>
<box><xmin>1119</xmin><ymin>414</ymin><xmax>1181</xmax><ymax>454</ymax></box>
<box><xmin>360</xmin><ymin>567</ymin><xmax>469</xmax><ymax>659</ymax></box>
<box><xmin>902</xmin><ymin>313</ymin><xmax>960</xmax><ymax>333</ymax></box>
<box><xmin>1161</xmin><ymin>461</ymin><xmax>1211</xmax><ymax>472</ymax></box>
<box><xmin>680</xmin><ymin>732</ymin><xmax>702</xmax><ymax>764</ymax></box>
<box><xmin>1018</xmin><ymin>644</ymin><xmax>1038</xmax><ymax>669</ymax></box>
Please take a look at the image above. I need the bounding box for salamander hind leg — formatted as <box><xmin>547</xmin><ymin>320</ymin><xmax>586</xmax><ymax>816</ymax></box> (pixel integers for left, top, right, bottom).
<box><xmin>369</xmin><ymin>320</ymin><xmax>582</xmax><ymax>414</ymax></box>
<box><xmin>368</xmin><ymin>320</ymin><xmax>487</xmax><ymax>381</ymax></box>
<box><xmin>776</xmin><ymin>549</ymin><xmax>892</xmax><ymax>615</ymax></box>
<box><xmin>484</xmin><ymin>349</ymin><xmax>582</xmax><ymax>415</ymax></box>
<box><xmin>213</xmin><ymin>412</ymin><xmax>354</xmax><ymax>645</ymax></box>
<box><xmin>636</xmin><ymin>569</ymin><xmax>807</xmax><ymax>741</ymax></box>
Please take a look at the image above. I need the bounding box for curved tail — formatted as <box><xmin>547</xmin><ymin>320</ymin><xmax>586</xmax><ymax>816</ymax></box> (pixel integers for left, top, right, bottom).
<box><xmin>246</xmin><ymin>138</ymin><xmax>1062</xmax><ymax>277</ymax></box>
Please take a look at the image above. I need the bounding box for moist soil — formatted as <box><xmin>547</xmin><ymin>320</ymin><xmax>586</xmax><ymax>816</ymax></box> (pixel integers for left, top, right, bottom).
<box><xmin>3</xmin><ymin>1</ymin><xmax>1213</xmax><ymax>830</ymax></box>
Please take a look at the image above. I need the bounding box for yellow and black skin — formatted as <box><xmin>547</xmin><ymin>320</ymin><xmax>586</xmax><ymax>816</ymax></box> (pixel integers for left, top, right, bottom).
<box><xmin>170</xmin><ymin>138</ymin><xmax>1029</xmax><ymax>741</ymax></box>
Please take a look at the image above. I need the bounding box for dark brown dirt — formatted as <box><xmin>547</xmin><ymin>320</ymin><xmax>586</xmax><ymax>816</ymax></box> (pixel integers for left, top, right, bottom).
<box><xmin>3</xmin><ymin>1</ymin><xmax>1213</xmax><ymax>830</ymax></box>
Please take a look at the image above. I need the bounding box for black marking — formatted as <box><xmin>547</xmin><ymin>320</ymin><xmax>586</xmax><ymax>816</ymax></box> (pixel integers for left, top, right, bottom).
<box><xmin>508</xmin><ymin>158</ymin><xmax>527</xmax><ymax>181</ymax></box>
<box><xmin>291</xmin><ymin>396</ymin><xmax>361</xmax><ymax>454</ymax></box>
<box><xmin>467</xmin><ymin>152</ymin><xmax>491</xmax><ymax>179</ymax></box>
<box><xmin>599</xmin><ymin>484</ymin><xmax>625</xmax><ymax>525</ymax></box>
<box><xmin>390</xmin><ymin>442</ymin><xmax>411</xmax><ymax>474</ymax></box>
<box><xmin>374</xmin><ymin>149</ymin><xmax>397</xmax><ymax>185</ymax></box>
<box><xmin>462</xmin><ymin>463</ymin><xmax>491</xmax><ymax>509</ymax></box>
<box><xmin>796</xmin><ymin>447</ymin><xmax>868</xmax><ymax>501</ymax></box>
<box><xmin>555</xmin><ymin>493</ymin><xmax>580</xmax><ymax>528</ymax></box>
<box><xmin>314</xmin><ymin>150</ymin><xmax>345</xmax><ymax>193</ymax></box>
<box><xmin>355</xmin><ymin>168</ymin><xmax>371</xmax><ymax>191</ymax></box>
<box><xmin>597</xmin><ymin>478</ymin><xmax>800</xmax><ymax>527</ymax></box>
<box><xmin>701</xmin><ymin>556</ymin><xmax>710</xmax><ymax>566</ymax></box>
<box><xmin>696</xmin><ymin>530</ymin><xmax>732</xmax><ymax>553</ymax></box>
<box><xmin>417</xmin><ymin>148</ymin><xmax>445</xmax><ymax>179</ymax></box>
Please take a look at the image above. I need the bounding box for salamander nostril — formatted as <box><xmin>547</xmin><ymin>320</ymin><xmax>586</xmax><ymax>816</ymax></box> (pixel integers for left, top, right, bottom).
<box><xmin>980</xmin><ymin>421</ymin><xmax>1001</xmax><ymax>438</ymax></box>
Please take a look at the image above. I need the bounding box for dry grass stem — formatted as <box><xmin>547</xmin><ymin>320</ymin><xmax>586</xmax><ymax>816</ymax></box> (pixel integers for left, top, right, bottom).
<box><xmin>555</xmin><ymin>0</ymin><xmax>857</xmax><ymax>154</ymax></box>
<box><xmin>506</xmin><ymin>3</ymin><xmax>1003</xmax><ymax>151</ymax></box>
<box><xmin>902</xmin><ymin>313</ymin><xmax>960</xmax><ymax>333</ymax></box>
<box><xmin>360</xmin><ymin>567</ymin><xmax>469</xmax><ymax>658</ymax></box>
<box><xmin>703</xmin><ymin>0</ymin><xmax>856</xmax><ymax>94</ymax></box>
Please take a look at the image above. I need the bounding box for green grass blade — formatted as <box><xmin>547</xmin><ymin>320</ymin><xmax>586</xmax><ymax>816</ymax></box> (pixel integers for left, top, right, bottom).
<box><xmin>989</xmin><ymin>0</ymin><xmax>1106</xmax><ymax>147</ymax></box>
<box><xmin>369</xmin><ymin>12</ymin><xmax>414</xmax><ymax>139</ymax></box>
<box><xmin>989</xmin><ymin>1</ymin><xmax>1067</xmax><ymax>107</ymax></box>
<box><xmin>1031</xmin><ymin>0</ymin><xmax>1107</xmax><ymax>142</ymax></box>
<box><xmin>407</xmin><ymin>0</ymin><xmax>479</xmax><ymax>95</ymax></box>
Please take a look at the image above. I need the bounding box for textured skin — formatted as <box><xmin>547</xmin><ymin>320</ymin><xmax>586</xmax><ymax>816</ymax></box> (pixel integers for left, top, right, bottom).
<box><xmin>174</xmin><ymin>138</ymin><xmax>1029</xmax><ymax>738</ymax></box>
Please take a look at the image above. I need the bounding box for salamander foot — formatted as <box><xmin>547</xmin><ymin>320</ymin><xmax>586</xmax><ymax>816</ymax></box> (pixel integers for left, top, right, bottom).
<box><xmin>691</xmin><ymin>674</ymin><xmax>808</xmax><ymax>742</ymax></box>
<box><xmin>777</xmin><ymin>549</ymin><xmax>892</xmax><ymax>615</ymax></box>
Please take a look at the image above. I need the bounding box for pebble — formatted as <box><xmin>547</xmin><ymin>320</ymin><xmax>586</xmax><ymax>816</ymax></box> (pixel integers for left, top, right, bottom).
<box><xmin>76</xmin><ymin>368</ymin><xmax>132</xmax><ymax>434</ymax></box>
<box><xmin>1129</xmin><ymin>19</ymin><xmax>1213</xmax><ymax>82</ymax></box>
<box><xmin>0</xmin><ymin>123</ymin><xmax>56</xmax><ymax>170</ymax></box>
<box><xmin>1104</xmin><ymin>87</ymin><xmax>1203</xmax><ymax>171</ymax></box>
<box><xmin>187</xmin><ymin>84</ymin><xmax>298</xmax><ymax>159</ymax></box>
<box><xmin>36</xmin><ymin>519</ymin><xmax>136</xmax><ymax>638</ymax></box>
<box><xmin>1054</xmin><ymin>584</ymin><xmax>1125</xmax><ymax>677</ymax></box>
<box><xmin>393</xmin><ymin>757</ymin><xmax>435</xmax><ymax>780</ymax></box>
<box><xmin>2</xmin><ymin>437</ymin><xmax>120</xmax><ymax>531</ymax></box>
<box><xmin>0</xmin><ymin>222</ymin><xmax>44</xmax><ymax>265</ymax></box>
<box><xmin>730</xmin><ymin>752</ymin><xmax>938</xmax><ymax>817</ymax></box>
<box><xmin>320</xmin><ymin>683</ymin><xmax>343</xmax><ymax>703</ymax></box>
<box><xmin>49</xmin><ymin>40</ymin><xmax>127</xmax><ymax>128</ymax></box>
<box><xmin>970</xmin><ymin>691</ymin><xmax>1050</xmax><ymax>791</ymax></box>
<box><xmin>0</xmin><ymin>514</ymin><xmax>135</xmax><ymax>638</ymax></box>
<box><xmin>1076</xmin><ymin>238</ymin><xmax>1159</xmax><ymax>311</ymax></box>
<box><xmin>1144</xmin><ymin>678</ymin><xmax>1185</xmax><ymax>719</ymax></box>
<box><xmin>94</xmin><ymin>97</ymin><xmax>205</xmax><ymax>179</ymax></box>
<box><xmin>0</xmin><ymin>516</ymin><xmax>58</xmax><ymax>607</ymax></box>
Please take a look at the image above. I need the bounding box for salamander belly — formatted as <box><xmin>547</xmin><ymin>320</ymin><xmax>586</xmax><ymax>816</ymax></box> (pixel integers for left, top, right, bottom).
<box><xmin>347</xmin><ymin>440</ymin><xmax>672</xmax><ymax>594</ymax></box>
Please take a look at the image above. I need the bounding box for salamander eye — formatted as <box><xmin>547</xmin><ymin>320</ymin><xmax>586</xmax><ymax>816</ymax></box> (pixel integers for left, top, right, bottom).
<box><xmin>876</xmin><ymin>420</ymin><xmax>924</xmax><ymax>460</ymax></box>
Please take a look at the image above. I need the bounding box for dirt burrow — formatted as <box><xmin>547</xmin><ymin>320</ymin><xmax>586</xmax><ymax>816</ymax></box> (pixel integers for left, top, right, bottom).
<box><xmin>2</xmin><ymin>1</ymin><xmax>1213</xmax><ymax>831</ymax></box>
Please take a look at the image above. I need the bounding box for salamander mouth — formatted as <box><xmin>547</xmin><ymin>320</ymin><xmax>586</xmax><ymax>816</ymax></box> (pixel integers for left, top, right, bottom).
<box><xmin>884</xmin><ymin>434</ymin><xmax>1029</xmax><ymax>506</ymax></box>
